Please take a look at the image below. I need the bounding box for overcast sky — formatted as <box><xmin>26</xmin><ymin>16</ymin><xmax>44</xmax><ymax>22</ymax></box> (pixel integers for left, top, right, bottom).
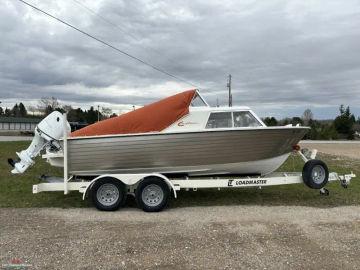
<box><xmin>1</xmin><ymin>0</ymin><xmax>360</xmax><ymax>118</ymax></box>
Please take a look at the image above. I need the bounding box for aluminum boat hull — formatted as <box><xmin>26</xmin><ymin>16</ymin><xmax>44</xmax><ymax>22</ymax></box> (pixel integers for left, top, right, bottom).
<box><xmin>47</xmin><ymin>127</ymin><xmax>308</xmax><ymax>176</ymax></box>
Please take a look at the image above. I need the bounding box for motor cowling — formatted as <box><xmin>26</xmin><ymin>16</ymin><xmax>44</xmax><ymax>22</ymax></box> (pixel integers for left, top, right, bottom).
<box><xmin>10</xmin><ymin>111</ymin><xmax>71</xmax><ymax>174</ymax></box>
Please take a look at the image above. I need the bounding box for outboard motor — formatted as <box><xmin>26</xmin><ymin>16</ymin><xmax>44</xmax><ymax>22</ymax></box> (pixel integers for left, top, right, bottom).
<box><xmin>8</xmin><ymin>111</ymin><xmax>71</xmax><ymax>174</ymax></box>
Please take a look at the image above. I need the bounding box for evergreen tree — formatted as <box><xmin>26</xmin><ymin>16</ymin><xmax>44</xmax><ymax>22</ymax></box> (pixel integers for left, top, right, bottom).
<box><xmin>307</xmin><ymin>119</ymin><xmax>319</xmax><ymax>139</ymax></box>
<box><xmin>263</xmin><ymin>117</ymin><xmax>278</xmax><ymax>126</ymax></box>
<box><xmin>11</xmin><ymin>104</ymin><xmax>20</xmax><ymax>117</ymax></box>
<box><xmin>4</xmin><ymin>108</ymin><xmax>11</xmax><ymax>116</ymax></box>
<box><xmin>291</xmin><ymin>117</ymin><xmax>303</xmax><ymax>126</ymax></box>
<box><xmin>19</xmin><ymin>103</ymin><xmax>27</xmax><ymax>117</ymax></box>
<box><xmin>75</xmin><ymin>108</ymin><xmax>86</xmax><ymax>123</ymax></box>
<box><xmin>85</xmin><ymin>106</ymin><xmax>98</xmax><ymax>124</ymax></box>
<box><xmin>334</xmin><ymin>105</ymin><xmax>355</xmax><ymax>139</ymax></box>
<box><xmin>0</xmin><ymin>107</ymin><xmax>3</xmax><ymax>116</ymax></box>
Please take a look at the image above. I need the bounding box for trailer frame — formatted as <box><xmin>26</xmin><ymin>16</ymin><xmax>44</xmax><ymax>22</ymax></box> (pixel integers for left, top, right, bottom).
<box><xmin>31</xmin><ymin>115</ymin><xmax>356</xmax><ymax>211</ymax></box>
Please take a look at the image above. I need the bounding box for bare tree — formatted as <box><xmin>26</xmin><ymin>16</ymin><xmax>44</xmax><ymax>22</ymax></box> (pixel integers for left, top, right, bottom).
<box><xmin>62</xmin><ymin>105</ymin><xmax>73</xmax><ymax>113</ymax></box>
<box><xmin>302</xmin><ymin>109</ymin><xmax>313</xmax><ymax>125</ymax></box>
<box><xmin>38</xmin><ymin>97</ymin><xmax>60</xmax><ymax>115</ymax></box>
<box><xmin>101</xmin><ymin>107</ymin><xmax>112</xmax><ymax>118</ymax></box>
<box><xmin>27</xmin><ymin>105</ymin><xmax>37</xmax><ymax>116</ymax></box>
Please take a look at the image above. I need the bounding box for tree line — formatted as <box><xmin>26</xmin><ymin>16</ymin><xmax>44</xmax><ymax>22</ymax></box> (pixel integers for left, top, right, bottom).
<box><xmin>0</xmin><ymin>103</ymin><xmax>28</xmax><ymax>118</ymax></box>
<box><xmin>0</xmin><ymin>97</ymin><xmax>117</xmax><ymax>125</ymax></box>
<box><xmin>263</xmin><ymin>105</ymin><xmax>360</xmax><ymax>140</ymax></box>
<box><xmin>1</xmin><ymin>98</ymin><xmax>359</xmax><ymax>139</ymax></box>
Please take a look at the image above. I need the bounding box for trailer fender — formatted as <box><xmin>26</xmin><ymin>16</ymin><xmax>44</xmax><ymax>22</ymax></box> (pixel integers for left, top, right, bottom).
<box><xmin>83</xmin><ymin>175</ymin><xmax>117</xmax><ymax>200</ymax></box>
<box><xmin>82</xmin><ymin>173</ymin><xmax>177</xmax><ymax>200</ymax></box>
<box><xmin>143</xmin><ymin>174</ymin><xmax>178</xmax><ymax>199</ymax></box>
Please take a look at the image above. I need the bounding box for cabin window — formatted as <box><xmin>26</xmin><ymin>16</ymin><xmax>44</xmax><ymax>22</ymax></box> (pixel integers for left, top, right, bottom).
<box><xmin>233</xmin><ymin>111</ymin><xmax>261</xmax><ymax>127</ymax></box>
<box><xmin>190</xmin><ymin>93</ymin><xmax>208</xmax><ymax>107</ymax></box>
<box><xmin>206</xmin><ymin>112</ymin><xmax>232</xmax><ymax>128</ymax></box>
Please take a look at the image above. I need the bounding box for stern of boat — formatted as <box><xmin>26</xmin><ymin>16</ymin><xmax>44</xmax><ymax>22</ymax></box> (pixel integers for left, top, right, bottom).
<box><xmin>43</xmin><ymin>151</ymin><xmax>64</xmax><ymax>167</ymax></box>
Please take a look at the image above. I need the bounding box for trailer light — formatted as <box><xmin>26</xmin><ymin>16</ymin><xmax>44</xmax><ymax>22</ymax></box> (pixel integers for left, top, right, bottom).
<box><xmin>292</xmin><ymin>144</ymin><xmax>301</xmax><ymax>151</ymax></box>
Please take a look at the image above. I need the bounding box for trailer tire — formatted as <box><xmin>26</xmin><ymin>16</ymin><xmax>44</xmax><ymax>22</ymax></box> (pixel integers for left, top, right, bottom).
<box><xmin>135</xmin><ymin>177</ymin><xmax>170</xmax><ymax>212</ymax></box>
<box><xmin>90</xmin><ymin>178</ymin><xmax>126</xmax><ymax>211</ymax></box>
<box><xmin>302</xmin><ymin>160</ymin><xmax>329</xmax><ymax>189</ymax></box>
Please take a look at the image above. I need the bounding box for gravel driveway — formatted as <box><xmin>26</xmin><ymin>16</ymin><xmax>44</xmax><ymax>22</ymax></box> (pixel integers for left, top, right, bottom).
<box><xmin>300</xmin><ymin>141</ymin><xmax>360</xmax><ymax>159</ymax></box>
<box><xmin>1</xmin><ymin>206</ymin><xmax>360</xmax><ymax>269</ymax></box>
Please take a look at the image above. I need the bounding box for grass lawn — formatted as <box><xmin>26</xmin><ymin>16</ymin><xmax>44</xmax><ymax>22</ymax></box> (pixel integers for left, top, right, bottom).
<box><xmin>0</xmin><ymin>141</ymin><xmax>359</xmax><ymax>208</ymax></box>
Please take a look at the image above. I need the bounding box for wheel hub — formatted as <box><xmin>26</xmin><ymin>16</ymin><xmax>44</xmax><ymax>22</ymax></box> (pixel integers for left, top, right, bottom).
<box><xmin>142</xmin><ymin>184</ymin><xmax>164</xmax><ymax>207</ymax></box>
<box><xmin>311</xmin><ymin>165</ymin><xmax>326</xmax><ymax>184</ymax></box>
<box><xmin>96</xmin><ymin>183</ymin><xmax>120</xmax><ymax>206</ymax></box>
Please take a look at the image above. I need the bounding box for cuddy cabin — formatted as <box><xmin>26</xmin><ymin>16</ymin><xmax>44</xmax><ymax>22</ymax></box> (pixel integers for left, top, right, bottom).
<box><xmin>164</xmin><ymin>91</ymin><xmax>266</xmax><ymax>133</ymax></box>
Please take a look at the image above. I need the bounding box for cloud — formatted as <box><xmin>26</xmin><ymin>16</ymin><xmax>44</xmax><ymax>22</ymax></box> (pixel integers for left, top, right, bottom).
<box><xmin>0</xmin><ymin>0</ymin><xmax>359</xmax><ymax>118</ymax></box>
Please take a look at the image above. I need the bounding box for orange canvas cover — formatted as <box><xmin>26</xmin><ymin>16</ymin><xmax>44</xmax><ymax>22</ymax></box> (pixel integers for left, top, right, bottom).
<box><xmin>71</xmin><ymin>89</ymin><xmax>196</xmax><ymax>137</ymax></box>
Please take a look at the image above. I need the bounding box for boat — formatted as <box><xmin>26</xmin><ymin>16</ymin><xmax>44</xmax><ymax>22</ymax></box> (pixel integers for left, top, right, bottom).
<box><xmin>9</xmin><ymin>89</ymin><xmax>309</xmax><ymax>176</ymax></box>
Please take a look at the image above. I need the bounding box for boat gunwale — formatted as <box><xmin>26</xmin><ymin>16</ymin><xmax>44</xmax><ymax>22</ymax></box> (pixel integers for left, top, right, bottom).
<box><xmin>67</xmin><ymin>126</ymin><xmax>310</xmax><ymax>141</ymax></box>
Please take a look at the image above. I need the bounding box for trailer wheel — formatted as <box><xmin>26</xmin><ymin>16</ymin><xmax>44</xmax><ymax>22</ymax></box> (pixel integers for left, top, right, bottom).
<box><xmin>302</xmin><ymin>160</ymin><xmax>329</xmax><ymax>189</ymax></box>
<box><xmin>91</xmin><ymin>178</ymin><xmax>126</xmax><ymax>211</ymax></box>
<box><xmin>135</xmin><ymin>177</ymin><xmax>170</xmax><ymax>212</ymax></box>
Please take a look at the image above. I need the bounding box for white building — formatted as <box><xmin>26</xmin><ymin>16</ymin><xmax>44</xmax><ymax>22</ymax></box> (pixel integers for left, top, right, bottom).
<box><xmin>0</xmin><ymin>117</ymin><xmax>40</xmax><ymax>132</ymax></box>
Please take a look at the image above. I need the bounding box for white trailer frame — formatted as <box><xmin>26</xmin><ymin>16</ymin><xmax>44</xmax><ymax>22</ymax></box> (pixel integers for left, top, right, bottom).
<box><xmin>33</xmin><ymin>170</ymin><xmax>355</xmax><ymax>197</ymax></box>
<box><xmin>32</xmin><ymin>115</ymin><xmax>356</xmax><ymax>203</ymax></box>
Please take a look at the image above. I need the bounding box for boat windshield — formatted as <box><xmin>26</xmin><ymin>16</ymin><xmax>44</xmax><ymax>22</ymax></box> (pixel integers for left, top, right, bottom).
<box><xmin>190</xmin><ymin>92</ymin><xmax>208</xmax><ymax>107</ymax></box>
<box><xmin>233</xmin><ymin>111</ymin><xmax>262</xmax><ymax>127</ymax></box>
<box><xmin>206</xmin><ymin>112</ymin><xmax>232</xmax><ymax>128</ymax></box>
<box><xmin>205</xmin><ymin>111</ymin><xmax>262</xmax><ymax>129</ymax></box>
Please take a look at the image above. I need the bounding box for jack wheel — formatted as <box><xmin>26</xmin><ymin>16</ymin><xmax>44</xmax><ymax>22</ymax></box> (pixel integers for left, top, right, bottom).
<box><xmin>341</xmin><ymin>180</ymin><xmax>348</xmax><ymax>189</ymax></box>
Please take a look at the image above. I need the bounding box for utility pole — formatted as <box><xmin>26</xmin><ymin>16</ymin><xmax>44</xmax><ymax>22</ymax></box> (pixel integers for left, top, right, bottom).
<box><xmin>97</xmin><ymin>105</ymin><xmax>100</xmax><ymax>122</ymax></box>
<box><xmin>227</xmin><ymin>74</ymin><xmax>232</xmax><ymax>107</ymax></box>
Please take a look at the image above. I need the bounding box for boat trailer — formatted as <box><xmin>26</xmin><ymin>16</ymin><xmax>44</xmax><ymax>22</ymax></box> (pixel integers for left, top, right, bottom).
<box><xmin>27</xmin><ymin>114</ymin><xmax>355</xmax><ymax>212</ymax></box>
<box><xmin>30</xmin><ymin>123</ymin><xmax>355</xmax><ymax>212</ymax></box>
<box><xmin>33</xmin><ymin>167</ymin><xmax>355</xmax><ymax>212</ymax></box>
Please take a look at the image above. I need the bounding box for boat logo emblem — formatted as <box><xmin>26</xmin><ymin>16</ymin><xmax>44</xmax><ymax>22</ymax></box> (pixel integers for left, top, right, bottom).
<box><xmin>178</xmin><ymin>121</ymin><xmax>198</xmax><ymax>127</ymax></box>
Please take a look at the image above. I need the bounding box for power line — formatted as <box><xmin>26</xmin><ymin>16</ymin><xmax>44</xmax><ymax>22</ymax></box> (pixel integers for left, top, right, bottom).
<box><xmin>70</xmin><ymin>0</ymin><xmax>142</xmax><ymax>44</ymax></box>
<box><xmin>70</xmin><ymin>0</ymin><xmax>171</xmax><ymax>64</ymax></box>
<box><xmin>17</xmin><ymin>0</ymin><xmax>199</xmax><ymax>88</ymax></box>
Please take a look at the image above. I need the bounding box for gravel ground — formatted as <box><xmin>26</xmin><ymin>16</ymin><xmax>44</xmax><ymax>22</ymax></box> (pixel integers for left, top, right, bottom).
<box><xmin>300</xmin><ymin>142</ymin><xmax>360</xmax><ymax>159</ymax></box>
<box><xmin>1</xmin><ymin>206</ymin><xmax>360</xmax><ymax>269</ymax></box>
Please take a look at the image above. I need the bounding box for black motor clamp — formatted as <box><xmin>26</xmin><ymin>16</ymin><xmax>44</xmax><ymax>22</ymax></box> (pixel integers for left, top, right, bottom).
<box><xmin>7</xmin><ymin>158</ymin><xmax>15</xmax><ymax>168</ymax></box>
